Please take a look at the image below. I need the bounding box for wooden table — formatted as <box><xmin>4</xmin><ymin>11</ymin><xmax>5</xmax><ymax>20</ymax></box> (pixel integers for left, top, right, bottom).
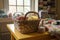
<box><xmin>7</xmin><ymin>24</ymin><xmax>50</xmax><ymax>40</ymax></box>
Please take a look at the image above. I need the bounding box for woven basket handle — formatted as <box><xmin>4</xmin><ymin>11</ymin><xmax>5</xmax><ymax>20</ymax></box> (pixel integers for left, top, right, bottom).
<box><xmin>25</xmin><ymin>11</ymin><xmax>39</xmax><ymax>19</ymax></box>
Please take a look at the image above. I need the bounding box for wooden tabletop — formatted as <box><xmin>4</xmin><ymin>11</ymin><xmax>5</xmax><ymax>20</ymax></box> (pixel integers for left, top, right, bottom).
<box><xmin>7</xmin><ymin>24</ymin><xmax>49</xmax><ymax>40</ymax></box>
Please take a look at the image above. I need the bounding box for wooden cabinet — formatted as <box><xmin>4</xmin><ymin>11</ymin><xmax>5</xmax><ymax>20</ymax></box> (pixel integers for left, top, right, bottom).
<box><xmin>0</xmin><ymin>0</ymin><xmax>4</xmax><ymax>9</ymax></box>
<box><xmin>0</xmin><ymin>18</ymin><xmax>13</xmax><ymax>40</ymax></box>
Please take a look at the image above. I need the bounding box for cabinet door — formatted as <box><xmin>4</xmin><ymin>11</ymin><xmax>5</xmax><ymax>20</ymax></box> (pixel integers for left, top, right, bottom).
<box><xmin>0</xmin><ymin>32</ymin><xmax>11</xmax><ymax>40</ymax></box>
<box><xmin>0</xmin><ymin>0</ymin><xmax>4</xmax><ymax>9</ymax></box>
<box><xmin>0</xmin><ymin>23</ymin><xmax>9</xmax><ymax>32</ymax></box>
<box><xmin>0</xmin><ymin>22</ymin><xmax>13</xmax><ymax>32</ymax></box>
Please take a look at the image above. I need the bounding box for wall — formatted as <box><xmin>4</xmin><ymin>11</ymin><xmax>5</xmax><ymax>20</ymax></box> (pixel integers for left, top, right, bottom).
<box><xmin>0</xmin><ymin>0</ymin><xmax>4</xmax><ymax>10</ymax></box>
<box><xmin>57</xmin><ymin>0</ymin><xmax>60</xmax><ymax>19</ymax></box>
<box><xmin>0</xmin><ymin>0</ymin><xmax>9</xmax><ymax>13</ymax></box>
<box><xmin>4</xmin><ymin>0</ymin><xmax>9</xmax><ymax>13</ymax></box>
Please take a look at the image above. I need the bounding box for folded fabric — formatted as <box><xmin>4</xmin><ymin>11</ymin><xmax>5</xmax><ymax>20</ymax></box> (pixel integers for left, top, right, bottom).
<box><xmin>45</xmin><ymin>24</ymin><xmax>60</xmax><ymax>34</ymax></box>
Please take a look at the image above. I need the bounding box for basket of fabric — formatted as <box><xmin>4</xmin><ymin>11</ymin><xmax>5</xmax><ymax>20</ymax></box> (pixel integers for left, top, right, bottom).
<box><xmin>14</xmin><ymin>11</ymin><xmax>40</xmax><ymax>34</ymax></box>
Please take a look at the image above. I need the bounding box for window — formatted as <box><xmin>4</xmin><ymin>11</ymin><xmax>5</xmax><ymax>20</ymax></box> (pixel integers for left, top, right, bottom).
<box><xmin>9</xmin><ymin>0</ymin><xmax>30</xmax><ymax>14</ymax></box>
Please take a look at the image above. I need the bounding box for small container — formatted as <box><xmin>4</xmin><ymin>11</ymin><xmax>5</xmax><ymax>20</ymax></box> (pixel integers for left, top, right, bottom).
<box><xmin>38</xmin><ymin>26</ymin><xmax>46</xmax><ymax>33</ymax></box>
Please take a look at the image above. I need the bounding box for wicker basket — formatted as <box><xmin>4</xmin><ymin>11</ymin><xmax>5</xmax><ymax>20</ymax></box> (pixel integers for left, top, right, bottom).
<box><xmin>15</xmin><ymin>11</ymin><xmax>40</xmax><ymax>34</ymax></box>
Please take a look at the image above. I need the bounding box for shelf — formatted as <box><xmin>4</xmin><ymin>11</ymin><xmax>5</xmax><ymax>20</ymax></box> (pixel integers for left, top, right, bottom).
<box><xmin>38</xmin><ymin>0</ymin><xmax>57</xmax><ymax>19</ymax></box>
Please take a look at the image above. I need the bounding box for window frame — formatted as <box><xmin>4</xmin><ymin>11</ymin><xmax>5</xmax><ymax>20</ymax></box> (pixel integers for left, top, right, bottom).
<box><xmin>4</xmin><ymin>0</ymin><xmax>36</xmax><ymax>14</ymax></box>
<box><xmin>9</xmin><ymin>0</ymin><xmax>31</xmax><ymax>13</ymax></box>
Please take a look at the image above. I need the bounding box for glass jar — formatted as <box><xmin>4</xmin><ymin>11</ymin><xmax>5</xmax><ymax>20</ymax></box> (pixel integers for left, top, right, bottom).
<box><xmin>38</xmin><ymin>26</ymin><xmax>45</xmax><ymax>33</ymax></box>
